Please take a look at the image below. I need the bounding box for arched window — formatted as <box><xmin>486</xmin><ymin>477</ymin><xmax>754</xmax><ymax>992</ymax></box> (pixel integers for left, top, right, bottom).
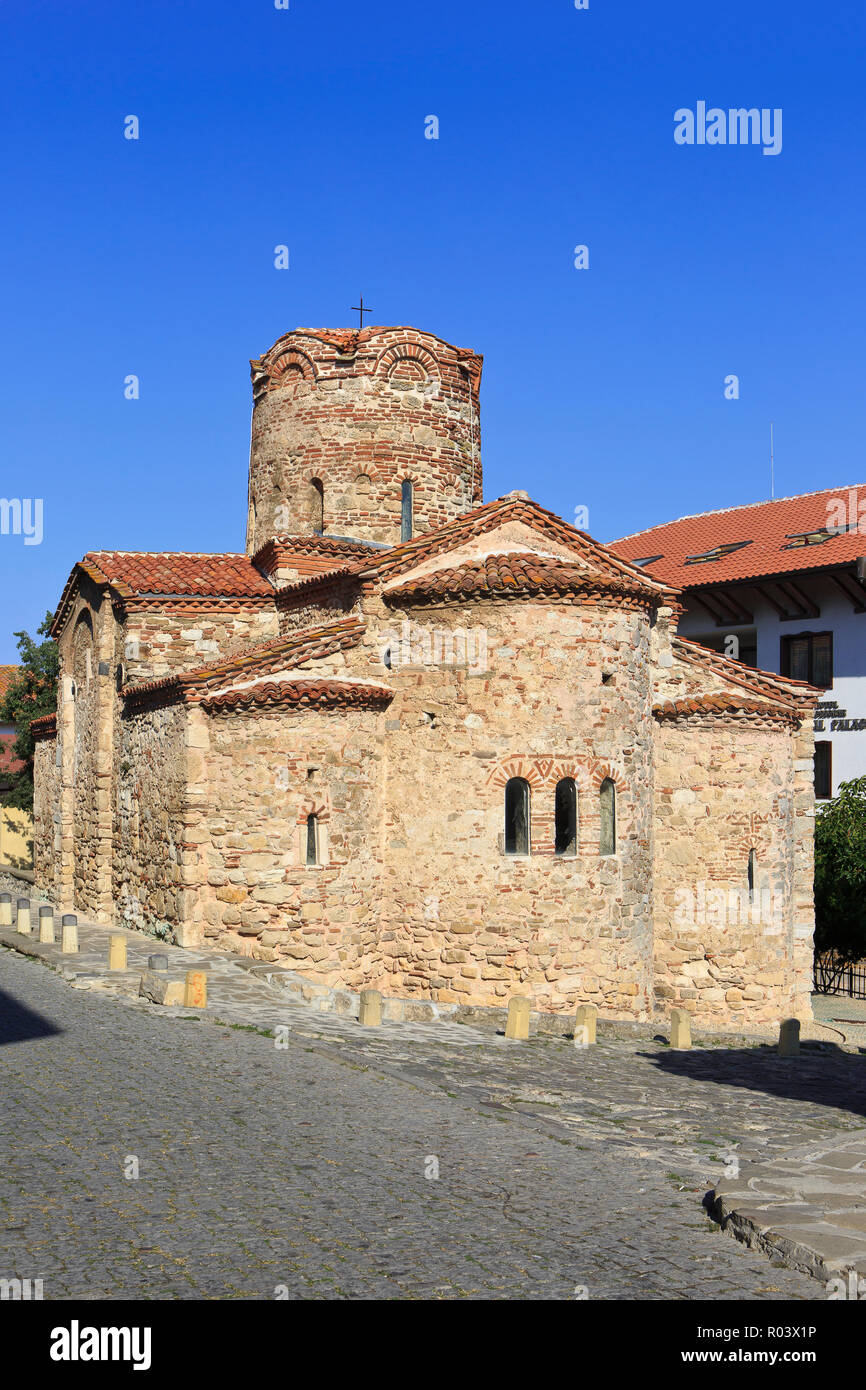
<box><xmin>599</xmin><ymin>778</ymin><xmax>616</xmax><ymax>856</ymax></box>
<box><xmin>747</xmin><ymin>848</ymin><xmax>756</xmax><ymax>903</ymax></box>
<box><xmin>401</xmin><ymin>479</ymin><xmax>413</xmax><ymax>542</ymax></box>
<box><xmin>504</xmin><ymin>777</ymin><xmax>530</xmax><ymax>856</ymax></box>
<box><xmin>554</xmin><ymin>778</ymin><xmax>577</xmax><ymax>857</ymax></box>
<box><xmin>308</xmin><ymin>478</ymin><xmax>324</xmax><ymax>535</ymax></box>
<box><xmin>305</xmin><ymin>814</ymin><xmax>319</xmax><ymax>866</ymax></box>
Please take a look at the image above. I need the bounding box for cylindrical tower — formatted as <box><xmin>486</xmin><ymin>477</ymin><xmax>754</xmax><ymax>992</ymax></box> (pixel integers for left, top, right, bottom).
<box><xmin>246</xmin><ymin>325</ymin><xmax>483</xmax><ymax>555</ymax></box>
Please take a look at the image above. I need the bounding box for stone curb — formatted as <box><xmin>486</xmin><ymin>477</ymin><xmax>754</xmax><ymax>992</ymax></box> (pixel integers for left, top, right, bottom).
<box><xmin>711</xmin><ymin>1136</ymin><xmax>866</xmax><ymax>1287</ymax></box>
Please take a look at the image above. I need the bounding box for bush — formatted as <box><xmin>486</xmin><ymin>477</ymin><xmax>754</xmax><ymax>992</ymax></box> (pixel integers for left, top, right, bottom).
<box><xmin>814</xmin><ymin>775</ymin><xmax>866</xmax><ymax>964</ymax></box>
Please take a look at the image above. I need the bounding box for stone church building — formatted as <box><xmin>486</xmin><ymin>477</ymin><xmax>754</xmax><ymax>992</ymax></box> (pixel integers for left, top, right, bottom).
<box><xmin>32</xmin><ymin>324</ymin><xmax>819</xmax><ymax>1029</ymax></box>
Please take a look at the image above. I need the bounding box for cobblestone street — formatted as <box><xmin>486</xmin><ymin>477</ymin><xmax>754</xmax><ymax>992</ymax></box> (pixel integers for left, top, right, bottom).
<box><xmin>1</xmin><ymin>947</ymin><xmax>851</xmax><ymax>1300</ymax></box>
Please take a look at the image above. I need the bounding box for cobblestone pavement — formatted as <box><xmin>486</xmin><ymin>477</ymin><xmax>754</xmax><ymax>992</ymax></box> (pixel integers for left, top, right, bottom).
<box><xmin>0</xmin><ymin>946</ymin><xmax>840</xmax><ymax>1301</ymax></box>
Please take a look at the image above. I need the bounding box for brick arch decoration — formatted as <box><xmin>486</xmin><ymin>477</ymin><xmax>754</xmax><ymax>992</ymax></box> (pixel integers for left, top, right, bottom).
<box><xmin>376</xmin><ymin>342</ymin><xmax>440</xmax><ymax>383</ymax></box>
<box><xmin>729</xmin><ymin>810</ymin><xmax>772</xmax><ymax>857</ymax></box>
<box><xmin>298</xmin><ymin>795</ymin><xmax>330</xmax><ymax>824</ymax></box>
<box><xmin>486</xmin><ymin>757</ymin><xmax>627</xmax><ymax>857</ymax></box>
<box><xmin>268</xmin><ymin>350</ymin><xmax>318</xmax><ymax>389</ymax></box>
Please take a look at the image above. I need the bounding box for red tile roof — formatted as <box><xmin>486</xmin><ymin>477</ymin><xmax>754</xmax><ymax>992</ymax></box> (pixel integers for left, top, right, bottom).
<box><xmin>52</xmin><ymin>551</ymin><xmax>275</xmax><ymax>638</ymax></box>
<box><xmin>275</xmin><ymin>495</ymin><xmax>679</xmax><ymax>611</ymax></box>
<box><xmin>608</xmin><ymin>484</ymin><xmax>866</xmax><ymax>588</ymax></box>
<box><xmin>384</xmin><ymin>551</ymin><xmax>667</xmax><ymax>608</ymax></box>
<box><xmin>0</xmin><ymin>665</ymin><xmax>20</xmax><ymax>700</ymax></box>
<box><xmin>30</xmin><ymin>712</ymin><xmax>56</xmax><ymax>740</ymax></box>
<box><xmin>122</xmin><ymin>617</ymin><xmax>366</xmax><ymax>711</ymax></box>
<box><xmin>201</xmin><ymin>679</ymin><xmax>393</xmax><ymax>713</ymax></box>
<box><xmin>83</xmin><ymin>551</ymin><xmax>273</xmax><ymax>598</ymax></box>
<box><xmin>653</xmin><ymin>693</ymin><xmax>801</xmax><ymax>727</ymax></box>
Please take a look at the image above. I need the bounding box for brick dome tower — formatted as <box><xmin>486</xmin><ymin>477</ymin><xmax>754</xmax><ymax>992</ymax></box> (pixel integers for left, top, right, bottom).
<box><xmin>245</xmin><ymin>326</ymin><xmax>483</xmax><ymax>556</ymax></box>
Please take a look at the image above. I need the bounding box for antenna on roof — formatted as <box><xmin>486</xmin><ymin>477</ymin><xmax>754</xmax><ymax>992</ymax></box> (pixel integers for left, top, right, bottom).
<box><xmin>769</xmin><ymin>422</ymin><xmax>775</xmax><ymax>500</ymax></box>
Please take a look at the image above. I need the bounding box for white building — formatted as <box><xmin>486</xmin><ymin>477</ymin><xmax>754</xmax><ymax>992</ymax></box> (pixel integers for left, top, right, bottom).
<box><xmin>609</xmin><ymin>484</ymin><xmax>866</xmax><ymax>800</ymax></box>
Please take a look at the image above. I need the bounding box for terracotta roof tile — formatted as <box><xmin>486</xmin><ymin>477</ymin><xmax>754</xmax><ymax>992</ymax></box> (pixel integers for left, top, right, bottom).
<box><xmin>384</xmin><ymin>551</ymin><xmax>666</xmax><ymax>607</ymax></box>
<box><xmin>201</xmin><ymin>679</ymin><xmax>393</xmax><ymax>713</ymax></box>
<box><xmin>122</xmin><ymin>617</ymin><xmax>366</xmax><ymax>711</ymax></box>
<box><xmin>84</xmin><ymin>551</ymin><xmax>274</xmax><ymax>598</ymax></box>
<box><xmin>30</xmin><ymin>712</ymin><xmax>56</xmax><ymax>740</ymax></box>
<box><xmin>608</xmin><ymin>484</ymin><xmax>866</xmax><ymax>587</ymax></box>
<box><xmin>653</xmin><ymin>693</ymin><xmax>800</xmax><ymax>726</ymax></box>
<box><xmin>0</xmin><ymin>665</ymin><xmax>20</xmax><ymax>699</ymax></box>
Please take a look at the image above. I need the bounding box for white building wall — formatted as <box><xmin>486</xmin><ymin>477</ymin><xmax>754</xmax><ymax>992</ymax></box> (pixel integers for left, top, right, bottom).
<box><xmin>677</xmin><ymin>573</ymin><xmax>866</xmax><ymax>797</ymax></box>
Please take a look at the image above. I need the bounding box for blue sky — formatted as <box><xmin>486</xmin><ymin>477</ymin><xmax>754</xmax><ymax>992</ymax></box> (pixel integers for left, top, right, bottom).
<box><xmin>1</xmin><ymin>0</ymin><xmax>864</xmax><ymax>660</ymax></box>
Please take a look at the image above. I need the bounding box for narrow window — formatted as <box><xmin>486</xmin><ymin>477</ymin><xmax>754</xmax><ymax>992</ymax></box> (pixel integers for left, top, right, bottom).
<box><xmin>309</xmin><ymin>478</ymin><xmax>324</xmax><ymax>535</ymax></box>
<box><xmin>814</xmin><ymin>741</ymin><xmax>832</xmax><ymax>800</ymax></box>
<box><xmin>554</xmin><ymin>778</ymin><xmax>577</xmax><ymax>857</ymax></box>
<box><xmin>504</xmin><ymin>777</ymin><xmax>530</xmax><ymax>855</ymax></box>
<box><xmin>599</xmin><ymin>778</ymin><xmax>616</xmax><ymax>856</ymax></box>
<box><xmin>305</xmin><ymin>814</ymin><xmax>318</xmax><ymax>865</ymax></box>
<box><xmin>747</xmin><ymin>848</ymin><xmax>757</xmax><ymax>903</ymax></box>
<box><xmin>401</xmin><ymin>479</ymin><xmax>413</xmax><ymax>542</ymax></box>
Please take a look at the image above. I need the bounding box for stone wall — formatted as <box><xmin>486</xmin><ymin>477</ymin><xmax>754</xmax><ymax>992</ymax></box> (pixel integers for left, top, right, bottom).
<box><xmin>113</xmin><ymin>702</ymin><xmax>190</xmax><ymax>934</ymax></box>
<box><xmin>247</xmin><ymin>327</ymin><xmax>483</xmax><ymax>553</ymax></box>
<box><xmin>32</xmin><ymin>734</ymin><xmax>59</xmax><ymax>890</ymax></box>
<box><xmin>366</xmin><ymin>595</ymin><xmax>657</xmax><ymax>1016</ymax></box>
<box><xmin>652</xmin><ymin>711</ymin><xmax>813</xmax><ymax>1028</ymax></box>
<box><xmin>122</xmin><ymin>602</ymin><xmax>279</xmax><ymax>681</ymax></box>
<box><xmin>184</xmin><ymin>701</ymin><xmax>384</xmax><ymax>977</ymax></box>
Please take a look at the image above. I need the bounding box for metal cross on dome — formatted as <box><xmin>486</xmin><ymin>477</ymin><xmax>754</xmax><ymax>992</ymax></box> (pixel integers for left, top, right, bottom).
<box><xmin>351</xmin><ymin>295</ymin><xmax>372</xmax><ymax>330</ymax></box>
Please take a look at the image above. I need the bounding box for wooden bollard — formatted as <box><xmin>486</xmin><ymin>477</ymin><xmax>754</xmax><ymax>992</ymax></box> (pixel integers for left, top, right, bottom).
<box><xmin>16</xmin><ymin>898</ymin><xmax>31</xmax><ymax>935</ymax></box>
<box><xmin>505</xmin><ymin>995</ymin><xmax>531</xmax><ymax>1041</ymax></box>
<box><xmin>108</xmin><ymin>934</ymin><xmax>127</xmax><ymax>970</ymax></box>
<box><xmin>358</xmin><ymin>989</ymin><xmax>382</xmax><ymax>1026</ymax></box>
<box><xmin>778</xmin><ymin>1018</ymin><xmax>800</xmax><ymax>1058</ymax></box>
<box><xmin>61</xmin><ymin>914</ymin><xmax>78</xmax><ymax>953</ymax></box>
<box><xmin>184</xmin><ymin>970</ymin><xmax>207</xmax><ymax>1008</ymax></box>
<box><xmin>574</xmin><ymin>1003</ymin><xmax>597</xmax><ymax>1047</ymax></box>
<box><xmin>0</xmin><ymin>891</ymin><xmax>11</xmax><ymax>927</ymax></box>
<box><xmin>670</xmin><ymin>1008</ymin><xmax>691</xmax><ymax>1050</ymax></box>
<box><xmin>38</xmin><ymin>906</ymin><xmax>54</xmax><ymax>943</ymax></box>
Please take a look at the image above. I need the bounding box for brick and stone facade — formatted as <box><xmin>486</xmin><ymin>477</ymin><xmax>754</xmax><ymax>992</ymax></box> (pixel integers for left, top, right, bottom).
<box><xmin>31</xmin><ymin>323</ymin><xmax>820</xmax><ymax>1029</ymax></box>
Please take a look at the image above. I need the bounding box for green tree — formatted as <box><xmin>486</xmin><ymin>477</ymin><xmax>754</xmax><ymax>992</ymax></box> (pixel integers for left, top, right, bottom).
<box><xmin>0</xmin><ymin>613</ymin><xmax>59</xmax><ymax>812</ymax></box>
<box><xmin>814</xmin><ymin>775</ymin><xmax>866</xmax><ymax>965</ymax></box>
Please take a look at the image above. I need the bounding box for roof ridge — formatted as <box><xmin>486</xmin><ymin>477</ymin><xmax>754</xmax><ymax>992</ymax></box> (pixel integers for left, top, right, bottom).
<box><xmin>610</xmin><ymin>481</ymin><xmax>866</xmax><ymax>545</ymax></box>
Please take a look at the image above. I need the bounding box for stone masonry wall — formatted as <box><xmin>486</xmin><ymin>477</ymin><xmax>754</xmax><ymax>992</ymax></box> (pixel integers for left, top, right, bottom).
<box><xmin>247</xmin><ymin>327</ymin><xmax>483</xmax><ymax>553</ymax></box>
<box><xmin>113</xmin><ymin>702</ymin><xmax>190</xmax><ymax>934</ymax></box>
<box><xmin>652</xmin><ymin>714</ymin><xmax>812</xmax><ymax>1029</ymax></box>
<box><xmin>184</xmin><ymin>702</ymin><xmax>384</xmax><ymax>978</ymax></box>
<box><xmin>367</xmin><ymin>595</ymin><xmax>657</xmax><ymax>1017</ymax></box>
<box><xmin>32</xmin><ymin>735</ymin><xmax>59</xmax><ymax>893</ymax></box>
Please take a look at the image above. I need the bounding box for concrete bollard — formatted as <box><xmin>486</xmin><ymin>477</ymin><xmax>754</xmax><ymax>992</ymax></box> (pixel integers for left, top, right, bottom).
<box><xmin>38</xmin><ymin>906</ymin><xmax>54</xmax><ymax>943</ymax></box>
<box><xmin>670</xmin><ymin>1008</ymin><xmax>692</xmax><ymax>1050</ymax></box>
<box><xmin>60</xmin><ymin>914</ymin><xmax>78</xmax><ymax>953</ymax></box>
<box><xmin>358</xmin><ymin>988</ymin><xmax>383</xmax><ymax>1026</ymax></box>
<box><xmin>505</xmin><ymin>995</ymin><xmax>531</xmax><ymax>1041</ymax></box>
<box><xmin>574</xmin><ymin>1003</ymin><xmax>597</xmax><ymax>1047</ymax></box>
<box><xmin>184</xmin><ymin>970</ymin><xmax>207</xmax><ymax>1009</ymax></box>
<box><xmin>778</xmin><ymin>1018</ymin><xmax>800</xmax><ymax>1058</ymax></box>
<box><xmin>108</xmin><ymin>935</ymin><xmax>127</xmax><ymax>970</ymax></box>
<box><xmin>0</xmin><ymin>891</ymin><xmax>11</xmax><ymax>927</ymax></box>
<box><xmin>16</xmin><ymin>898</ymin><xmax>31</xmax><ymax>935</ymax></box>
<box><xmin>148</xmin><ymin>954</ymin><xmax>169</xmax><ymax>972</ymax></box>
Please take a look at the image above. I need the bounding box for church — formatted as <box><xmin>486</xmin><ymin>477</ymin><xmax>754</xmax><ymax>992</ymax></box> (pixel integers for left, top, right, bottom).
<box><xmin>31</xmin><ymin>323</ymin><xmax>819</xmax><ymax>1029</ymax></box>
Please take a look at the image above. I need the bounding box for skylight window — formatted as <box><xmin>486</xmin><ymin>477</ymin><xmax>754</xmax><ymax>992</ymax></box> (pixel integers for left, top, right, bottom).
<box><xmin>683</xmin><ymin>540</ymin><xmax>752</xmax><ymax>565</ymax></box>
<box><xmin>783</xmin><ymin>528</ymin><xmax>839</xmax><ymax>548</ymax></box>
<box><xmin>631</xmin><ymin>554</ymin><xmax>663</xmax><ymax>568</ymax></box>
